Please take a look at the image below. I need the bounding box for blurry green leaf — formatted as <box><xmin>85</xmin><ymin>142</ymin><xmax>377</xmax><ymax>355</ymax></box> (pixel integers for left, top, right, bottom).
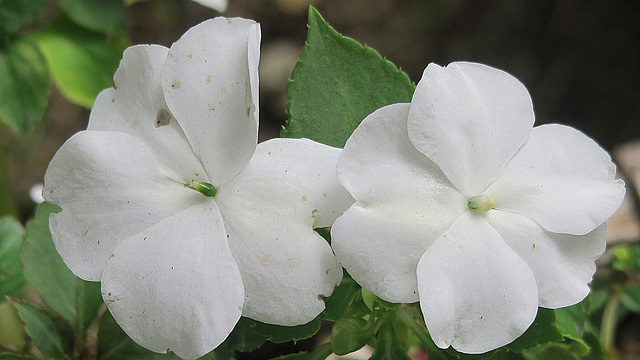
<box><xmin>0</xmin><ymin>0</ymin><xmax>47</xmax><ymax>34</ymax></box>
<box><xmin>273</xmin><ymin>343</ymin><xmax>332</xmax><ymax>360</ymax></box>
<box><xmin>320</xmin><ymin>271</ymin><xmax>360</xmax><ymax>321</ymax></box>
<box><xmin>32</xmin><ymin>16</ymin><xmax>128</xmax><ymax>108</ymax></box>
<box><xmin>58</xmin><ymin>0</ymin><xmax>125</xmax><ymax>35</ymax></box>
<box><xmin>533</xmin><ymin>344</ymin><xmax>578</xmax><ymax>360</ymax></box>
<box><xmin>554</xmin><ymin>299</ymin><xmax>588</xmax><ymax>340</ymax></box>
<box><xmin>620</xmin><ymin>284</ymin><xmax>640</xmax><ymax>312</ymax></box>
<box><xmin>0</xmin><ymin>38</ymin><xmax>50</xmax><ymax>135</ymax></box>
<box><xmin>213</xmin><ymin>317</ymin><xmax>267</xmax><ymax>356</ymax></box>
<box><xmin>251</xmin><ymin>318</ymin><xmax>321</xmax><ymax>344</ymax></box>
<box><xmin>611</xmin><ymin>245</ymin><xmax>640</xmax><ymax>273</ymax></box>
<box><xmin>0</xmin><ymin>217</ymin><xmax>25</xmax><ymax>300</ymax></box>
<box><xmin>282</xmin><ymin>7</ymin><xmax>415</xmax><ymax>148</ymax></box>
<box><xmin>22</xmin><ymin>202</ymin><xmax>103</xmax><ymax>330</ymax></box>
<box><xmin>369</xmin><ymin>322</ymin><xmax>412</xmax><ymax>360</ymax></box>
<box><xmin>505</xmin><ymin>309</ymin><xmax>563</xmax><ymax>353</ymax></box>
<box><xmin>0</xmin><ymin>354</ymin><xmax>40</xmax><ymax>360</ymax></box>
<box><xmin>11</xmin><ymin>299</ymin><xmax>74</xmax><ymax>359</ymax></box>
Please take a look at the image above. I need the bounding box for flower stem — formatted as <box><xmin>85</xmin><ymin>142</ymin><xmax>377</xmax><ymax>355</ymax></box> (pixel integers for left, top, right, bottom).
<box><xmin>601</xmin><ymin>290</ymin><xmax>621</xmax><ymax>351</ymax></box>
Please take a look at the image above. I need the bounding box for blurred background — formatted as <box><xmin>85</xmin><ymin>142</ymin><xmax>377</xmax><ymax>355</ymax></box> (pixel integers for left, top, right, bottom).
<box><xmin>1</xmin><ymin>0</ymin><xmax>639</xmax><ymax>357</ymax></box>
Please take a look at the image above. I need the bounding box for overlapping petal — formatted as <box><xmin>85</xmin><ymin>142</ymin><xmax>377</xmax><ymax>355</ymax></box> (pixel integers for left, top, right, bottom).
<box><xmin>102</xmin><ymin>201</ymin><xmax>243</xmax><ymax>360</ymax></box>
<box><xmin>332</xmin><ymin>103</ymin><xmax>466</xmax><ymax>303</ymax></box>
<box><xmin>43</xmin><ymin>130</ymin><xmax>201</xmax><ymax>281</ymax></box>
<box><xmin>407</xmin><ymin>62</ymin><xmax>535</xmax><ymax>196</ymax></box>
<box><xmin>88</xmin><ymin>46</ymin><xmax>206</xmax><ymax>183</ymax></box>
<box><xmin>486</xmin><ymin>124</ymin><xmax>626</xmax><ymax>235</ymax></box>
<box><xmin>487</xmin><ymin>210</ymin><xmax>606</xmax><ymax>308</ymax></box>
<box><xmin>161</xmin><ymin>18</ymin><xmax>260</xmax><ymax>185</ymax></box>
<box><xmin>417</xmin><ymin>213</ymin><xmax>539</xmax><ymax>353</ymax></box>
<box><xmin>215</xmin><ymin>138</ymin><xmax>349</xmax><ymax>325</ymax></box>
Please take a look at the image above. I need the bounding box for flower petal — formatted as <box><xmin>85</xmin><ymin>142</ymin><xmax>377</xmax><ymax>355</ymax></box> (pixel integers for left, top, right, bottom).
<box><xmin>102</xmin><ymin>201</ymin><xmax>243</xmax><ymax>360</ymax></box>
<box><xmin>418</xmin><ymin>212</ymin><xmax>538</xmax><ymax>354</ymax></box>
<box><xmin>332</xmin><ymin>102</ymin><xmax>466</xmax><ymax>303</ymax></box>
<box><xmin>161</xmin><ymin>18</ymin><xmax>260</xmax><ymax>185</ymax></box>
<box><xmin>485</xmin><ymin>124</ymin><xmax>626</xmax><ymax>235</ymax></box>
<box><xmin>407</xmin><ymin>62</ymin><xmax>535</xmax><ymax>196</ymax></box>
<box><xmin>215</xmin><ymin>138</ymin><xmax>348</xmax><ymax>325</ymax></box>
<box><xmin>487</xmin><ymin>210</ymin><xmax>605</xmax><ymax>308</ymax></box>
<box><xmin>191</xmin><ymin>0</ymin><xmax>228</xmax><ymax>12</ymax></box>
<box><xmin>43</xmin><ymin>130</ymin><xmax>200</xmax><ymax>280</ymax></box>
<box><xmin>88</xmin><ymin>46</ymin><xmax>206</xmax><ymax>183</ymax></box>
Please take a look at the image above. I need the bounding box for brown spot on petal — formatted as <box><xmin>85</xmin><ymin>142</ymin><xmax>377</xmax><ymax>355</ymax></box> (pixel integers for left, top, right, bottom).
<box><xmin>171</xmin><ymin>80</ymin><xmax>181</xmax><ymax>89</ymax></box>
<box><xmin>302</xmin><ymin>195</ymin><xmax>308</xmax><ymax>201</ymax></box>
<box><xmin>246</xmin><ymin>106</ymin><xmax>251</xmax><ymax>117</ymax></box>
<box><xmin>206</xmin><ymin>74</ymin><xmax>212</xmax><ymax>84</ymax></box>
<box><xmin>155</xmin><ymin>109</ymin><xmax>172</xmax><ymax>128</ymax></box>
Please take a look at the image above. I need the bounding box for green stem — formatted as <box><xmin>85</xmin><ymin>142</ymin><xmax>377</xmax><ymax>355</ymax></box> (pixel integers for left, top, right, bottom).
<box><xmin>395</xmin><ymin>306</ymin><xmax>447</xmax><ymax>360</ymax></box>
<box><xmin>0</xmin><ymin>144</ymin><xmax>18</xmax><ymax>217</ymax></box>
<box><xmin>601</xmin><ymin>290</ymin><xmax>621</xmax><ymax>351</ymax></box>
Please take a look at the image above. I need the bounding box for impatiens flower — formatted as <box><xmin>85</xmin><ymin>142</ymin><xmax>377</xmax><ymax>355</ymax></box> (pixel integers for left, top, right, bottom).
<box><xmin>331</xmin><ymin>62</ymin><xmax>625</xmax><ymax>354</ymax></box>
<box><xmin>44</xmin><ymin>18</ymin><xmax>351</xmax><ymax>360</ymax></box>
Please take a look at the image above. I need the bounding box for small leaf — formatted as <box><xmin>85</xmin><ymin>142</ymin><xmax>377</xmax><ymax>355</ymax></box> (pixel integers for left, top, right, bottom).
<box><xmin>31</xmin><ymin>16</ymin><xmax>128</xmax><ymax>108</ymax></box>
<box><xmin>0</xmin><ymin>38</ymin><xmax>50</xmax><ymax>135</ymax></box>
<box><xmin>58</xmin><ymin>0</ymin><xmax>126</xmax><ymax>35</ymax></box>
<box><xmin>504</xmin><ymin>309</ymin><xmax>563</xmax><ymax>353</ymax></box>
<box><xmin>11</xmin><ymin>299</ymin><xmax>74</xmax><ymax>359</ymax></box>
<box><xmin>320</xmin><ymin>271</ymin><xmax>360</xmax><ymax>321</ymax></box>
<box><xmin>369</xmin><ymin>322</ymin><xmax>412</xmax><ymax>360</ymax></box>
<box><xmin>251</xmin><ymin>318</ymin><xmax>321</xmax><ymax>344</ymax></box>
<box><xmin>330</xmin><ymin>316</ymin><xmax>369</xmax><ymax>356</ymax></box>
<box><xmin>0</xmin><ymin>0</ymin><xmax>47</xmax><ymax>34</ymax></box>
<box><xmin>0</xmin><ymin>217</ymin><xmax>25</xmax><ymax>300</ymax></box>
<box><xmin>21</xmin><ymin>202</ymin><xmax>103</xmax><ymax>330</ymax></box>
<box><xmin>282</xmin><ymin>6</ymin><xmax>415</xmax><ymax>148</ymax></box>
<box><xmin>272</xmin><ymin>342</ymin><xmax>332</xmax><ymax>360</ymax></box>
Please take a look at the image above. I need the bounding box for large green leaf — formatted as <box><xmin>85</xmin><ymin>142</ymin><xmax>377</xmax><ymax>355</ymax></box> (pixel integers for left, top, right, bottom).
<box><xmin>282</xmin><ymin>7</ymin><xmax>415</xmax><ymax>148</ymax></box>
<box><xmin>32</xmin><ymin>16</ymin><xmax>128</xmax><ymax>108</ymax></box>
<box><xmin>0</xmin><ymin>217</ymin><xmax>25</xmax><ymax>300</ymax></box>
<box><xmin>21</xmin><ymin>202</ymin><xmax>103</xmax><ymax>330</ymax></box>
<box><xmin>0</xmin><ymin>38</ymin><xmax>50</xmax><ymax>135</ymax></box>
<box><xmin>58</xmin><ymin>0</ymin><xmax>126</xmax><ymax>35</ymax></box>
<box><xmin>320</xmin><ymin>271</ymin><xmax>360</xmax><ymax>321</ymax></box>
<box><xmin>0</xmin><ymin>0</ymin><xmax>47</xmax><ymax>34</ymax></box>
<box><xmin>504</xmin><ymin>309</ymin><xmax>563</xmax><ymax>353</ymax></box>
<box><xmin>11</xmin><ymin>299</ymin><xmax>74</xmax><ymax>359</ymax></box>
<box><xmin>251</xmin><ymin>318</ymin><xmax>321</xmax><ymax>344</ymax></box>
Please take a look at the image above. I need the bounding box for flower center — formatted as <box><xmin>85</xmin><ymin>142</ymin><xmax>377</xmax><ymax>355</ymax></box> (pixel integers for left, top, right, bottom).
<box><xmin>467</xmin><ymin>194</ymin><xmax>494</xmax><ymax>213</ymax></box>
<box><xmin>186</xmin><ymin>180</ymin><xmax>217</xmax><ymax>197</ymax></box>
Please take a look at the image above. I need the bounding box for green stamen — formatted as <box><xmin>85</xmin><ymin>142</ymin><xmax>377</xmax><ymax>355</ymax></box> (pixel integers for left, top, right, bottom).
<box><xmin>186</xmin><ymin>180</ymin><xmax>217</xmax><ymax>197</ymax></box>
<box><xmin>468</xmin><ymin>194</ymin><xmax>494</xmax><ymax>213</ymax></box>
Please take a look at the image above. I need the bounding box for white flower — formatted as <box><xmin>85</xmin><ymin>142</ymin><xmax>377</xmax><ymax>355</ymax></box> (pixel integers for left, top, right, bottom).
<box><xmin>331</xmin><ymin>62</ymin><xmax>626</xmax><ymax>354</ymax></box>
<box><xmin>43</xmin><ymin>18</ymin><xmax>351</xmax><ymax>360</ymax></box>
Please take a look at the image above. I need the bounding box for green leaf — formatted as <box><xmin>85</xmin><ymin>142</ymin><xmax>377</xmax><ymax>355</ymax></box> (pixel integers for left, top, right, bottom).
<box><xmin>330</xmin><ymin>316</ymin><xmax>369</xmax><ymax>356</ymax></box>
<box><xmin>282</xmin><ymin>6</ymin><xmax>415</xmax><ymax>148</ymax></box>
<box><xmin>98</xmin><ymin>311</ymin><xmax>180</xmax><ymax>360</ymax></box>
<box><xmin>214</xmin><ymin>317</ymin><xmax>267</xmax><ymax>356</ymax></box>
<box><xmin>11</xmin><ymin>299</ymin><xmax>74</xmax><ymax>359</ymax></box>
<box><xmin>21</xmin><ymin>202</ymin><xmax>103</xmax><ymax>330</ymax></box>
<box><xmin>505</xmin><ymin>309</ymin><xmax>563</xmax><ymax>353</ymax></box>
<box><xmin>32</xmin><ymin>16</ymin><xmax>128</xmax><ymax>108</ymax></box>
<box><xmin>0</xmin><ymin>0</ymin><xmax>47</xmax><ymax>33</ymax></box>
<box><xmin>320</xmin><ymin>271</ymin><xmax>360</xmax><ymax>321</ymax></box>
<box><xmin>554</xmin><ymin>299</ymin><xmax>589</xmax><ymax>341</ymax></box>
<box><xmin>251</xmin><ymin>318</ymin><xmax>321</xmax><ymax>344</ymax></box>
<box><xmin>0</xmin><ymin>217</ymin><xmax>25</xmax><ymax>300</ymax></box>
<box><xmin>0</xmin><ymin>38</ymin><xmax>50</xmax><ymax>135</ymax></box>
<box><xmin>58</xmin><ymin>0</ymin><xmax>126</xmax><ymax>35</ymax></box>
<box><xmin>533</xmin><ymin>344</ymin><xmax>579</xmax><ymax>360</ymax></box>
<box><xmin>0</xmin><ymin>354</ymin><xmax>40</xmax><ymax>360</ymax></box>
<box><xmin>620</xmin><ymin>284</ymin><xmax>640</xmax><ymax>313</ymax></box>
<box><xmin>272</xmin><ymin>342</ymin><xmax>333</xmax><ymax>360</ymax></box>
<box><xmin>370</xmin><ymin>322</ymin><xmax>412</xmax><ymax>360</ymax></box>
<box><xmin>611</xmin><ymin>244</ymin><xmax>640</xmax><ymax>273</ymax></box>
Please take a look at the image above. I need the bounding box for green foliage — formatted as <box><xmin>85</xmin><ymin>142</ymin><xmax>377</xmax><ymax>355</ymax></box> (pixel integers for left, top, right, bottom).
<box><xmin>619</xmin><ymin>284</ymin><xmax>640</xmax><ymax>312</ymax></box>
<box><xmin>505</xmin><ymin>309</ymin><xmax>563</xmax><ymax>352</ymax></box>
<box><xmin>272</xmin><ymin>343</ymin><xmax>333</xmax><ymax>360</ymax></box>
<box><xmin>0</xmin><ymin>38</ymin><xmax>50</xmax><ymax>135</ymax></box>
<box><xmin>0</xmin><ymin>0</ymin><xmax>47</xmax><ymax>35</ymax></box>
<box><xmin>320</xmin><ymin>271</ymin><xmax>361</xmax><ymax>321</ymax></box>
<box><xmin>21</xmin><ymin>202</ymin><xmax>103</xmax><ymax>330</ymax></box>
<box><xmin>10</xmin><ymin>299</ymin><xmax>74</xmax><ymax>359</ymax></box>
<box><xmin>611</xmin><ymin>244</ymin><xmax>640</xmax><ymax>273</ymax></box>
<box><xmin>32</xmin><ymin>16</ymin><xmax>128</xmax><ymax>108</ymax></box>
<box><xmin>369</xmin><ymin>322</ymin><xmax>412</xmax><ymax>360</ymax></box>
<box><xmin>282</xmin><ymin>6</ymin><xmax>415</xmax><ymax>148</ymax></box>
<box><xmin>58</xmin><ymin>0</ymin><xmax>126</xmax><ymax>35</ymax></box>
<box><xmin>0</xmin><ymin>217</ymin><xmax>25</xmax><ymax>300</ymax></box>
<box><xmin>251</xmin><ymin>318</ymin><xmax>322</xmax><ymax>344</ymax></box>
